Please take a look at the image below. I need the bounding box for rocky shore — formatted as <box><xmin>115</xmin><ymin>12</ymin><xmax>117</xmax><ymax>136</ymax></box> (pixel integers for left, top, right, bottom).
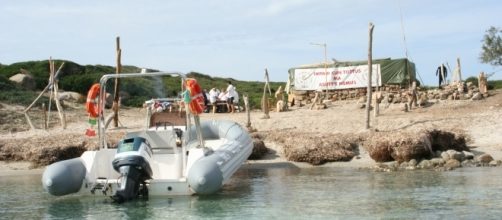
<box><xmin>1</xmin><ymin>89</ymin><xmax>501</xmax><ymax>173</ymax></box>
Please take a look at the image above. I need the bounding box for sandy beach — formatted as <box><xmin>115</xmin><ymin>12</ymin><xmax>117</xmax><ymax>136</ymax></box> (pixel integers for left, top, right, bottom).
<box><xmin>1</xmin><ymin>89</ymin><xmax>501</xmax><ymax>174</ymax></box>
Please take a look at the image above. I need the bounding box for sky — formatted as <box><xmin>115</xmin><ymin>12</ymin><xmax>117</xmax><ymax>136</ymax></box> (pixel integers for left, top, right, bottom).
<box><xmin>0</xmin><ymin>0</ymin><xmax>501</xmax><ymax>86</ymax></box>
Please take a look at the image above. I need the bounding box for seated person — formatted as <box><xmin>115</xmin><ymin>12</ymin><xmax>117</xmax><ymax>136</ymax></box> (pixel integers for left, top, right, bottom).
<box><xmin>209</xmin><ymin>88</ymin><xmax>219</xmax><ymax>113</ymax></box>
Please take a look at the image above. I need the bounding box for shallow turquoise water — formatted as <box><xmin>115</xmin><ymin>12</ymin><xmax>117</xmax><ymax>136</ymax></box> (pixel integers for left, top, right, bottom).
<box><xmin>1</xmin><ymin>166</ymin><xmax>502</xmax><ymax>219</ymax></box>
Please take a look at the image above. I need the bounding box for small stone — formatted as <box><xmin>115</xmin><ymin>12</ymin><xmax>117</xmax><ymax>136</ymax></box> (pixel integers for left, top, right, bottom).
<box><xmin>471</xmin><ymin>92</ymin><xmax>482</xmax><ymax>100</ymax></box>
<box><xmin>497</xmin><ymin>160</ymin><xmax>502</xmax><ymax>166</ymax></box>
<box><xmin>430</xmin><ymin>158</ymin><xmax>445</xmax><ymax>167</ymax></box>
<box><xmin>408</xmin><ymin>159</ymin><xmax>417</xmax><ymax>167</ymax></box>
<box><xmin>383</xmin><ymin>161</ymin><xmax>398</xmax><ymax>169</ymax></box>
<box><xmin>434</xmin><ymin>150</ymin><xmax>443</xmax><ymax>158</ymax></box>
<box><xmin>461</xmin><ymin>159</ymin><xmax>475</xmax><ymax>167</ymax></box>
<box><xmin>489</xmin><ymin>160</ymin><xmax>498</xmax><ymax>167</ymax></box>
<box><xmin>418</xmin><ymin>160</ymin><xmax>432</xmax><ymax>169</ymax></box>
<box><xmin>463</xmin><ymin>151</ymin><xmax>474</xmax><ymax>160</ymax></box>
<box><xmin>445</xmin><ymin>159</ymin><xmax>461</xmax><ymax>169</ymax></box>
<box><xmin>476</xmin><ymin>153</ymin><xmax>494</xmax><ymax>164</ymax></box>
<box><xmin>400</xmin><ymin>161</ymin><xmax>409</xmax><ymax>168</ymax></box>
<box><xmin>441</xmin><ymin>151</ymin><xmax>450</xmax><ymax>161</ymax></box>
<box><xmin>447</xmin><ymin>150</ymin><xmax>464</xmax><ymax>162</ymax></box>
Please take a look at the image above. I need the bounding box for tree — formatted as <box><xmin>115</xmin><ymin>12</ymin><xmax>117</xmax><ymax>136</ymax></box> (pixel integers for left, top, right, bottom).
<box><xmin>480</xmin><ymin>26</ymin><xmax>502</xmax><ymax>66</ymax></box>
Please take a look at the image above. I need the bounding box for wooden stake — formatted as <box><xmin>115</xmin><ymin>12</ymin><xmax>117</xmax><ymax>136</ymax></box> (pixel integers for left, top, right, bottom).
<box><xmin>456</xmin><ymin>57</ymin><xmax>462</xmax><ymax>82</ymax></box>
<box><xmin>50</xmin><ymin>59</ymin><xmax>66</xmax><ymax>128</ymax></box>
<box><xmin>113</xmin><ymin>36</ymin><xmax>122</xmax><ymax>127</ymax></box>
<box><xmin>261</xmin><ymin>69</ymin><xmax>271</xmax><ymax>119</ymax></box>
<box><xmin>24</xmin><ymin>113</ymin><xmax>35</xmax><ymax>130</ymax></box>
<box><xmin>243</xmin><ymin>95</ymin><xmax>252</xmax><ymax>129</ymax></box>
<box><xmin>366</xmin><ymin>23</ymin><xmax>375</xmax><ymax>130</ymax></box>
<box><xmin>53</xmin><ymin>81</ymin><xmax>67</xmax><ymax>128</ymax></box>
<box><xmin>42</xmin><ymin>103</ymin><xmax>47</xmax><ymax>130</ymax></box>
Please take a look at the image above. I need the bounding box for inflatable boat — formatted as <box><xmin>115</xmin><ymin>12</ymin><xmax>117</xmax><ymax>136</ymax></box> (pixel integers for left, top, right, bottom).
<box><xmin>42</xmin><ymin>72</ymin><xmax>253</xmax><ymax>202</ymax></box>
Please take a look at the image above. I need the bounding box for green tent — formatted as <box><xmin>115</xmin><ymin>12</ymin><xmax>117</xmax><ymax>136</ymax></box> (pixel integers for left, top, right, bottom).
<box><xmin>287</xmin><ymin>58</ymin><xmax>415</xmax><ymax>91</ymax></box>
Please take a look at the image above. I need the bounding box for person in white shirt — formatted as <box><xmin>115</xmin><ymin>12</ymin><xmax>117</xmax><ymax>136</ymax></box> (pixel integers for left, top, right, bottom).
<box><xmin>226</xmin><ymin>81</ymin><xmax>236</xmax><ymax>113</ymax></box>
<box><xmin>209</xmin><ymin>88</ymin><xmax>219</xmax><ymax>114</ymax></box>
<box><xmin>233</xmin><ymin>90</ymin><xmax>239</xmax><ymax>112</ymax></box>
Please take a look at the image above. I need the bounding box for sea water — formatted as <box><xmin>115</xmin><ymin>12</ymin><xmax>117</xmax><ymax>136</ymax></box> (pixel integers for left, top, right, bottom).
<box><xmin>1</xmin><ymin>166</ymin><xmax>502</xmax><ymax>219</ymax></box>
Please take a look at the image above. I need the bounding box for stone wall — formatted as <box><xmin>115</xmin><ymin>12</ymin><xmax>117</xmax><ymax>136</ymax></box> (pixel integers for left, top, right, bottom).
<box><xmin>290</xmin><ymin>81</ymin><xmax>484</xmax><ymax>106</ymax></box>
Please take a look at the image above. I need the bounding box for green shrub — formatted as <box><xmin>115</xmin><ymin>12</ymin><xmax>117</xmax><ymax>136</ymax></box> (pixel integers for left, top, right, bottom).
<box><xmin>465</xmin><ymin>76</ymin><xmax>478</xmax><ymax>86</ymax></box>
<box><xmin>488</xmin><ymin>80</ymin><xmax>502</xmax><ymax>90</ymax></box>
<box><xmin>0</xmin><ymin>61</ymin><xmax>286</xmax><ymax>109</ymax></box>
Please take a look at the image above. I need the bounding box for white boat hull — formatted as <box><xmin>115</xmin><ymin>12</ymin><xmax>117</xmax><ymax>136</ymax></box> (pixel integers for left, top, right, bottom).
<box><xmin>42</xmin><ymin>120</ymin><xmax>252</xmax><ymax>197</ymax></box>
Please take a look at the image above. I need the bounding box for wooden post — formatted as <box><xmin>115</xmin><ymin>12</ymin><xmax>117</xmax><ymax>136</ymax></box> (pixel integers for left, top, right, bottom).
<box><xmin>310</xmin><ymin>92</ymin><xmax>319</xmax><ymax>110</ymax></box>
<box><xmin>456</xmin><ymin>57</ymin><xmax>462</xmax><ymax>82</ymax></box>
<box><xmin>23</xmin><ymin>62</ymin><xmax>65</xmax><ymax>130</ymax></box>
<box><xmin>261</xmin><ymin>69</ymin><xmax>271</xmax><ymax>119</ymax></box>
<box><xmin>113</xmin><ymin>36</ymin><xmax>122</xmax><ymax>127</ymax></box>
<box><xmin>47</xmin><ymin>59</ymin><xmax>54</xmax><ymax>127</ymax></box>
<box><xmin>24</xmin><ymin>113</ymin><xmax>35</xmax><ymax>130</ymax></box>
<box><xmin>42</xmin><ymin>103</ymin><xmax>47</xmax><ymax>130</ymax></box>
<box><xmin>23</xmin><ymin>62</ymin><xmax>65</xmax><ymax>113</ymax></box>
<box><xmin>50</xmin><ymin>60</ymin><xmax>67</xmax><ymax>129</ymax></box>
<box><xmin>243</xmin><ymin>95</ymin><xmax>252</xmax><ymax>129</ymax></box>
<box><xmin>366</xmin><ymin>23</ymin><xmax>375</xmax><ymax>130</ymax></box>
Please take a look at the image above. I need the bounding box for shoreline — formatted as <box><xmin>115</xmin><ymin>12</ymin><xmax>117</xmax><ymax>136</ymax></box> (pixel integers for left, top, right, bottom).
<box><xmin>1</xmin><ymin>90</ymin><xmax>502</xmax><ymax>174</ymax></box>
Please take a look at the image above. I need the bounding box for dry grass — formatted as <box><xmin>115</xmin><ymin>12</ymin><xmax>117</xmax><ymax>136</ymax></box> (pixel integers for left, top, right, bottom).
<box><xmin>0</xmin><ymin>132</ymin><xmax>125</xmax><ymax>167</ymax></box>
<box><xmin>259</xmin><ymin>130</ymin><xmax>363</xmax><ymax>165</ymax></box>
<box><xmin>248</xmin><ymin>138</ymin><xmax>268</xmax><ymax>160</ymax></box>
<box><xmin>365</xmin><ymin>129</ymin><xmax>468</xmax><ymax>163</ymax></box>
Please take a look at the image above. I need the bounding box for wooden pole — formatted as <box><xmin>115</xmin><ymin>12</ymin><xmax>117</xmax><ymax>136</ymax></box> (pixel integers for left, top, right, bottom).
<box><xmin>47</xmin><ymin>59</ymin><xmax>54</xmax><ymax>127</ymax></box>
<box><xmin>366</xmin><ymin>23</ymin><xmax>375</xmax><ymax>130</ymax></box>
<box><xmin>323</xmin><ymin>43</ymin><xmax>328</xmax><ymax>100</ymax></box>
<box><xmin>243</xmin><ymin>95</ymin><xmax>252</xmax><ymax>129</ymax></box>
<box><xmin>50</xmin><ymin>60</ymin><xmax>66</xmax><ymax>129</ymax></box>
<box><xmin>23</xmin><ymin>62</ymin><xmax>65</xmax><ymax>113</ymax></box>
<box><xmin>42</xmin><ymin>103</ymin><xmax>47</xmax><ymax>130</ymax></box>
<box><xmin>23</xmin><ymin>62</ymin><xmax>65</xmax><ymax>130</ymax></box>
<box><xmin>24</xmin><ymin>113</ymin><xmax>35</xmax><ymax>130</ymax></box>
<box><xmin>456</xmin><ymin>57</ymin><xmax>462</xmax><ymax>82</ymax></box>
<box><xmin>261</xmin><ymin>69</ymin><xmax>270</xmax><ymax>119</ymax></box>
<box><xmin>113</xmin><ymin>36</ymin><xmax>122</xmax><ymax>127</ymax></box>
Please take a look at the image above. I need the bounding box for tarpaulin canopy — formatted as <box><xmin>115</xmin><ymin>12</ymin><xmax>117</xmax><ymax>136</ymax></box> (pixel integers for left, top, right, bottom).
<box><xmin>287</xmin><ymin>58</ymin><xmax>415</xmax><ymax>92</ymax></box>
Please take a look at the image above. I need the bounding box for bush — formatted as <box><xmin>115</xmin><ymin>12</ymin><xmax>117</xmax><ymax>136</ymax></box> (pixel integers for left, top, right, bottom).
<box><xmin>0</xmin><ymin>61</ymin><xmax>287</xmax><ymax>109</ymax></box>
<box><xmin>488</xmin><ymin>80</ymin><xmax>502</xmax><ymax>90</ymax></box>
<box><xmin>465</xmin><ymin>76</ymin><xmax>478</xmax><ymax>86</ymax></box>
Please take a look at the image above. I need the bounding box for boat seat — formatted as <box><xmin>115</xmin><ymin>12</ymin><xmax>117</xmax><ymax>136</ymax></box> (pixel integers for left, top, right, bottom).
<box><xmin>150</xmin><ymin>110</ymin><xmax>186</xmax><ymax>128</ymax></box>
<box><xmin>125</xmin><ymin>130</ymin><xmax>177</xmax><ymax>154</ymax></box>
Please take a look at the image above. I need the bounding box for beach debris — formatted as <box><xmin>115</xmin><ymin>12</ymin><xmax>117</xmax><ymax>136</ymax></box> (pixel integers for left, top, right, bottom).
<box><xmin>471</xmin><ymin>92</ymin><xmax>482</xmax><ymax>101</ymax></box>
<box><xmin>248</xmin><ymin>138</ymin><xmax>268</xmax><ymax>160</ymax></box>
<box><xmin>259</xmin><ymin>130</ymin><xmax>362</xmax><ymax>165</ymax></box>
<box><xmin>0</xmin><ymin>132</ymin><xmax>125</xmax><ymax>167</ymax></box>
<box><xmin>247</xmin><ymin>132</ymin><xmax>269</xmax><ymax>159</ymax></box>
<box><xmin>475</xmin><ymin>153</ymin><xmax>494</xmax><ymax>164</ymax></box>
<box><xmin>366</xmin><ymin>129</ymin><xmax>502</xmax><ymax>172</ymax></box>
<box><xmin>365</xmin><ymin>129</ymin><xmax>468</xmax><ymax>163</ymax></box>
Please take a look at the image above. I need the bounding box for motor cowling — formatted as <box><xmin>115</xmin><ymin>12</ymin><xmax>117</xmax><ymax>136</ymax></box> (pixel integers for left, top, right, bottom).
<box><xmin>111</xmin><ymin>137</ymin><xmax>153</xmax><ymax>202</ymax></box>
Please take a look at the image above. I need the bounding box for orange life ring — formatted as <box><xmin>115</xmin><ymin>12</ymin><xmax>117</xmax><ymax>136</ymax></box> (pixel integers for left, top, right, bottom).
<box><xmin>86</xmin><ymin>83</ymin><xmax>100</xmax><ymax>117</ymax></box>
<box><xmin>185</xmin><ymin>78</ymin><xmax>205</xmax><ymax>115</ymax></box>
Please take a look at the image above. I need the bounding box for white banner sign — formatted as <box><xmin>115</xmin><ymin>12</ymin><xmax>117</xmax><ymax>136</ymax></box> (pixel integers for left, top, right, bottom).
<box><xmin>294</xmin><ymin>64</ymin><xmax>381</xmax><ymax>90</ymax></box>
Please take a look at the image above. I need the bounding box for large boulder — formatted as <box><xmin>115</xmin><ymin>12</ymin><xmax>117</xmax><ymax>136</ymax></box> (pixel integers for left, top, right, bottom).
<box><xmin>58</xmin><ymin>92</ymin><xmax>84</xmax><ymax>102</ymax></box>
<box><xmin>9</xmin><ymin>72</ymin><xmax>36</xmax><ymax>90</ymax></box>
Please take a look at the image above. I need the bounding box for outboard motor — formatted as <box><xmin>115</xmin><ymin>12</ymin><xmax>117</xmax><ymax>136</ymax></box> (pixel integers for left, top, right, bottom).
<box><xmin>111</xmin><ymin>137</ymin><xmax>153</xmax><ymax>202</ymax></box>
